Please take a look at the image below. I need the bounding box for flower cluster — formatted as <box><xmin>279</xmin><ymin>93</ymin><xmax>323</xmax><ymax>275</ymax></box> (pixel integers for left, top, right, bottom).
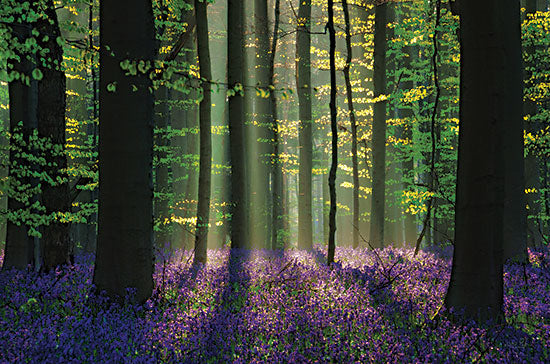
<box><xmin>0</xmin><ymin>245</ymin><xmax>548</xmax><ymax>363</ymax></box>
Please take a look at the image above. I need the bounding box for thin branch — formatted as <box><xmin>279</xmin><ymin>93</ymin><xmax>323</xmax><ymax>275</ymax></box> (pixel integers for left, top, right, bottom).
<box><xmin>414</xmin><ymin>0</ymin><xmax>441</xmax><ymax>256</ymax></box>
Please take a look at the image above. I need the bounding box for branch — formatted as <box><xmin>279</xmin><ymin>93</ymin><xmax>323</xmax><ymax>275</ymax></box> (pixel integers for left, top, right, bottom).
<box><xmin>163</xmin><ymin>16</ymin><xmax>196</xmax><ymax>63</ymax></box>
<box><xmin>68</xmin><ymin>176</ymin><xmax>94</xmax><ymax>205</ymax></box>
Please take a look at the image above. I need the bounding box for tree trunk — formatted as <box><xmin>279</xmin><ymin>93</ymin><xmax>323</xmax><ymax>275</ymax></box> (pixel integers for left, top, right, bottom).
<box><xmin>369</xmin><ymin>3</ymin><xmax>387</xmax><ymax>249</ymax></box>
<box><xmin>323</xmin><ymin>164</ymin><xmax>329</xmax><ymax>244</ymax></box>
<box><xmin>253</xmin><ymin>0</ymin><xmax>273</xmax><ymax>249</ymax></box>
<box><xmin>296</xmin><ymin>0</ymin><xmax>313</xmax><ymax>251</ymax></box>
<box><xmin>36</xmin><ymin>1</ymin><xmax>71</xmax><ymax>271</ymax></box>
<box><xmin>3</xmin><ymin>3</ymin><xmax>38</xmax><ymax>270</ymax></box>
<box><xmin>502</xmin><ymin>1</ymin><xmax>528</xmax><ymax>263</ymax></box>
<box><xmin>84</xmin><ymin>1</ymin><xmax>99</xmax><ymax>255</ymax></box>
<box><xmin>269</xmin><ymin>0</ymin><xmax>283</xmax><ymax>250</ymax></box>
<box><xmin>193</xmin><ymin>0</ymin><xmax>212</xmax><ymax>266</ymax></box>
<box><xmin>341</xmin><ymin>0</ymin><xmax>360</xmax><ymax>249</ymax></box>
<box><xmin>183</xmin><ymin>48</ymin><xmax>198</xmax><ymax>250</ymax></box>
<box><xmin>327</xmin><ymin>0</ymin><xmax>337</xmax><ymax>265</ymax></box>
<box><xmin>445</xmin><ymin>0</ymin><xmax>523</xmax><ymax>321</ymax></box>
<box><xmin>228</xmin><ymin>0</ymin><xmax>247</xmax><ymax>249</ymax></box>
<box><xmin>154</xmin><ymin>84</ymin><xmax>172</xmax><ymax>251</ymax></box>
<box><xmin>93</xmin><ymin>0</ymin><xmax>155</xmax><ymax>304</ymax></box>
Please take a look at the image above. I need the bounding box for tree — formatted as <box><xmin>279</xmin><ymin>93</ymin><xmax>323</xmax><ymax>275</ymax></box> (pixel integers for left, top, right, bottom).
<box><xmin>37</xmin><ymin>0</ymin><xmax>72</xmax><ymax>271</ymax></box>
<box><xmin>269</xmin><ymin>0</ymin><xmax>282</xmax><ymax>250</ymax></box>
<box><xmin>445</xmin><ymin>0</ymin><xmax>523</xmax><ymax>321</ymax></box>
<box><xmin>253</xmin><ymin>0</ymin><xmax>273</xmax><ymax>249</ymax></box>
<box><xmin>193</xmin><ymin>0</ymin><xmax>212</xmax><ymax>266</ymax></box>
<box><xmin>369</xmin><ymin>2</ymin><xmax>387</xmax><ymax>249</ymax></box>
<box><xmin>3</xmin><ymin>0</ymin><xmax>72</xmax><ymax>272</ymax></box>
<box><xmin>341</xmin><ymin>0</ymin><xmax>359</xmax><ymax>249</ymax></box>
<box><xmin>327</xmin><ymin>0</ymin><xmax>337</xmax><ymax>265</ymax></box>
<box><xmin>297</xmin><ymin>0</ymin><xmax>313</xmax><ymax>251</ymax></box>
<box><xmin>153</xmin><ymin>10</ymin><xmax>172</xmax><ymax>253</ymax></box>
<box><xmin>227</xmin><ymin>0</ymin><xmax>247</xmax><ymax>249</ymax></box>
<box><xmin>93</xmin><ymin>0</ymin><xmax>155</xmax><ymax>303</ymax></box>
<box><xmin>3</xmin><ymin>0</ymin><xmax>38</xmax><ymax>270</ymax></box>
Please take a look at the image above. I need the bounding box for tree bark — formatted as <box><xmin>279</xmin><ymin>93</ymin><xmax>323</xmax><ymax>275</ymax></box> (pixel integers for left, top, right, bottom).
<box><xmin>182</xmin><ymin>43</ymin><xmax>198</xmax><ymax>250</ymax></box>
<box><xmin>154</xmin><ymin>85</ymin><xmax>172</xmax><ymax>251</ymax></box>
<box><xmin>253</xmin><ymin>0</ymin><xmax>273</xmax><ymax>249</ymax></box>
<box><xmin>269</xmin><ymin>0</ymin><xmax>283</xmax><ymax>250</ymax></box>
<box><xmin>3</xmin><ymin>4</ymin><xmax>38</xmax><ymax>270</ymax></box>
<box><xmin>297</xmin><ymin>0</ymin><xmax>313</xmax><ymax>251</ymax></box>
<box><xmin>445</xmin><ymin>0</ymin><xmax>523</xmax><ymax>321</ymax></box>
<box><xmin>369</xmin><ymin>3</ymin><xmax>387</xmax><ymax>249</ymax></box>
<box><xmin>36</xmin><ymin>0</ymin><xmax>71</xmax><ymax>272</ymax></box>
<box><xmin>93</xmin><ymin>0</ymin><xmax>155</xmax><ymax>304</ymax></box>
<box><xmin>193</xmin><ymin>0</ymin><xmax>212</xmax><ymax>266</ymax></box>
<box><xmin>228</xmin><ymin>0</ymin><xmax>247</xmax><ymax>249</ymax></box>
<box><xmin>327</xmin><ymin>0</ymin><xmax>337</xmax><ymax>265</ymax></box>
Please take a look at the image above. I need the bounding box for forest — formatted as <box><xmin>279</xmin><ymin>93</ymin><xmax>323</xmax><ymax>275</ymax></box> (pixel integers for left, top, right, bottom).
<box><xmin>0</xmin><ymin>0</ymin><xmax>549</xmax><ymax>362</ymax></box>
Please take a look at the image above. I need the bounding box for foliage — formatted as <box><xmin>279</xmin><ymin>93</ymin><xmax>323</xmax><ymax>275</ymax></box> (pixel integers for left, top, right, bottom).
<box><xmin>522</xmin><ymin>9</ymin><xmax>550</xmax><ymax>240</ymax></box>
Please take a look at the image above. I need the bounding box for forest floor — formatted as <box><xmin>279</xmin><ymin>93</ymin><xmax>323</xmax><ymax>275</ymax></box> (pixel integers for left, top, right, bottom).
<box><xmin>0</xmin><ymin>244</ymin><xmax>549</xmax><ymax>363</ymax></box>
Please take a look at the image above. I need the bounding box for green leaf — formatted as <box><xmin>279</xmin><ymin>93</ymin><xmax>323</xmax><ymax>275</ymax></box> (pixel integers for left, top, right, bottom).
<box><xmin>32</xmin><ymin>68</ymin><xmax>43</xmax><ymax>81</ymax></box>
<box><xmin>119</xmin><ymin>59</ymin><xmax>130</xmax><ymax>70</ymax></box>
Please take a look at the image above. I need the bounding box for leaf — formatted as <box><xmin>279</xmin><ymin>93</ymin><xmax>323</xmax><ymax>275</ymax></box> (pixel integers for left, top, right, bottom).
<box><xmin>32</xmin><ymin>68</ymin><xmax>43</xmax><ymax>81</ymax></box>
<box><xmin>119</xmin><ymin>59</ymin><xmax>130</xmax><ymax>70</ymax></box>
<box><xmin>107</xmin><ymin>82</ymin><xmax>117</xmax><ymax>92</ymax></box>
<box><xmin>138</xmin><ymin>60</ymin><xmax>150</xmax><ymax>74</ymax></box>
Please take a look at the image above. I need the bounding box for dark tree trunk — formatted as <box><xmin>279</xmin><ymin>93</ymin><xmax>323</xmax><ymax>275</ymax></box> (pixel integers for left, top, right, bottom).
<box><xmin>36</xmin><ymin>0</ymin><xmax>71</xmax><ymax>272</ymax></box>
<box><xmin>193</xmin><ymin>0</ymin><xmax>212</xmax><ymax>266</ymax></box>
<box><xmin>369</xmin><ymin>3</ymin><xmax>387</xmax><ymax>249</ymax></box>
<box><xmin>228</xmin><ymin>0</ymin><xmax>247</xmax><ymax>249</ymax></box>
<box><xmin>93</xmin><ymin>0</ymin><xmax>155</xmax><ymax>304</ymax></box>
<box><xmin>445</xmin><ymin>0</ymin><xmax>523</xmax><ymax>321</ymax></box>
<box><xmin>327</xmin><ymin>0</ymin><xmax>337</xmax><ymax>265</ymax></box>
<box><xmin>296</xmin><ymin>0</ymin><xmax>313</xmax><ymax>251</ymax></box>
<box><xmin>3</xmin><ymin>4</ymin><xmax>38</xmax><ymax>270</ymax></box>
